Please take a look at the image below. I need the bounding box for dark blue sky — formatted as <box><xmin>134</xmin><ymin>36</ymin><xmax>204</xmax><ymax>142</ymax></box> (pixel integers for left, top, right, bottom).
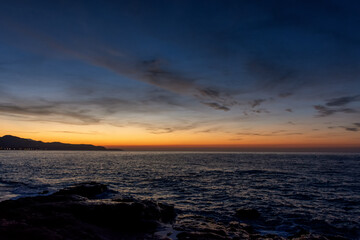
<box><xmin>0</xmin><ymin>0</ymin><xmax>359</xmax><ymax>148</ymax></box>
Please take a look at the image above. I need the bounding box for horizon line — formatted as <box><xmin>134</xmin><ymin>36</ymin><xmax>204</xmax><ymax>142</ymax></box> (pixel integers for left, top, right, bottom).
<box><xmin>106</xmin><ymin>145</ymin><xmax>360</xmax><ymax>153</ymax></box>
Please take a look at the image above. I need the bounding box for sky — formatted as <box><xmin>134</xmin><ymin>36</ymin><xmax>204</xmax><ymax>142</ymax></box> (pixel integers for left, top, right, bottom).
<box><xmin>0</xmin><ymin>0</ymin><xmax>359</xmax><ymax>151</ymax></box>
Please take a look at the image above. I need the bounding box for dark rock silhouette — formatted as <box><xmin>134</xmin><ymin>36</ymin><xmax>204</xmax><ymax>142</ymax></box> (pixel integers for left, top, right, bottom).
<box><xmin>54</xmin><ymin>182</ymin><xmax>109</xmax><ymax>198</ymax></box>
<box><xmin>0</xmin><ymin>182</ymin><xmax>348</xmax><ymax>240</ymax></box>
<box><xmin>0</xmin><ymin>182</ymin><xmax>175</xmax><ymax>239</ymax></box>
<box><xmin>235</xmin><ymin>208</ymin><xmax>261</xmax><ymax>220</ymax></box>
<box><xmin>0</xmin><ymin>135</ymin><xmax>113</xmax><ymax>150</ymax></box>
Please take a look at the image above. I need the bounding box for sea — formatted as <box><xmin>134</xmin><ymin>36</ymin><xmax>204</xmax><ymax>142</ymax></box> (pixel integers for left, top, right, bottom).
<box><xmin>0</xmin><ymin>151</ymin><xmax>359</xmax><ymax>239</ymax></box>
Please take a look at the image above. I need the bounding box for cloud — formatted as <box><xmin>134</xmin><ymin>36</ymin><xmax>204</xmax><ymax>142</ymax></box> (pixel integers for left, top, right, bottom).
<box><xmin>251</xmin><ymin>108</ymin><xmax>269</xmax><ymax>114</ymax></box>
<box><xmin>2</xmin><ymin>0</ymin><xmax>360</xmax><ymax>126</ymax></box>
<box><xmin>136</xmin><ymin>58</ymin><xmax>197</xmax><ymax>94</ymax></box>
<box><xmin>201</xmin><ymin>102</ymin><xmax>230</xmax><ymax>111</ymax></box>
<box><xmin>141</xmin><ymin>89</ymin><xmax>183</xmax><ymax>107</ymax></box>
<box><xmin>327</xmin><ymin>123</ymin><xmax>359</xmax><ymax>132</ymax></box>
<box><xmin>51</xmin><ymin>131</ymin><xmax>99</xmax><ymax>135</ymax></box>
<box><xmin>128</xmin><ymin>121</ymin><xmax>199</xmax><ymax>134</ymax></box>
<box><xmin>0</xmin><ymin>103</ymin><xmax>101</xmax><ymax>125</ymax></box>
<box><xmin>245</xmin><ymin>59</ymin><xmax>296</xmax><ymax>92</ymax></box>
<box><xmin>285</xmin><ymin>108</ymin><xmax>293</xmax><ymax>112</ymax></box>
<box><xmin>195</xmin><ymin>127</ymin><xmax>220</xmax><ymax>134</ymax></box>
<box><xmin>236</xmin><ymin>130</ymin><xmax>302</xmax><ymax>137</ymax></box>
<box><xmin>249</xmin><ymin>99</ymin><xmax>266</xmax><ymax>108</ymax></box>
<box><xmin>92</xmin><ymin>55</ymin><xmax>235</xmax><ymax>110</ymax></box>
<box><xmin>314</xmin><ymin>105</ymin><xmax>357</xmax><ymax>117</ymax></box>
<box><xmin>1</xmin><ymin>20</ymin><xmax>237</xmax><ymax>112</ymax></box>
<box><xmin>345</xmin><ymin>127</ymin><xmax>358</xmax><ymax>132</ymax></box>
<box><xmin>0</xmin><ymin>86</ymin><xmax>227</xmax><ymax>135</ymax></box>
<box><xmin>129</xmin><ymin>59</ymin><xmax>237</xmax><ymax>110</ymax></box>
<box><xmin>229</xmin><ymin>138</ymin><xmax>243</xmax><ymax>141</ymax></box>
<box><xmin>278</xmin><ymin>92</ymin><xmax>293</xmax><ymax>98</ymax></box>
<box><xmin>325</xmin><ymin>95</ymin><xmax>360</xmax><ymax>106</ymax></box>
<box><xmin>196</xmin><ymin>87</ymin><xmax>221</xmax><ymax>99</ymax></box>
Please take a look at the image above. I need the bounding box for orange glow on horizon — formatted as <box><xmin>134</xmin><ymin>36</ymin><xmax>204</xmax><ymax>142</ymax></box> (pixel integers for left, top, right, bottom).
<box><xmin>1</xmin><ymin>117</ymin><xmax>359</xmax><ymax>152</ymax></box>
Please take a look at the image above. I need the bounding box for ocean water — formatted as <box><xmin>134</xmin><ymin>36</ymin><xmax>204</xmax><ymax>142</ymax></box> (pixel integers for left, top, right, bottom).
<box><xmin>0</xmin><ymin>151</ymin><xmax>359</xmax><ymax>238</ymax></box>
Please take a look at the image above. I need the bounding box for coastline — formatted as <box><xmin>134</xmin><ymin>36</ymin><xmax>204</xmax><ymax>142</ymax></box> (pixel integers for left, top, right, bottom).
<box><xmin>0</xmin><ymin>182</ymin><xmax>352</xmax><ymax>240</ymax></box>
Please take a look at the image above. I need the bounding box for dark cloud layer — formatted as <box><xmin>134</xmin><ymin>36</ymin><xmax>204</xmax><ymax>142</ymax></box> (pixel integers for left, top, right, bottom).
<box><xmin>314</xmin><ymin>105</ymin><xmax>357</xmax><ymax>117</ymax></box>
<box><xmin>250</xmin><ymin>99</ymin><xmax>266</xmax><ymax>108</ymax></box>
<box><xmin>237</xmin><ymin>130</ymin><xmax>302</xmax><ymax>137</ymax></box>
<box><xmin>345</xmin><ymin>127</ymin><xmax>358</xmax><ymax>132</ymax></box>
<box><xmin>328</xmin><ymin>123</ymin><xmax>360</xmax><ymax>132</ymax></box>
<box><xmin>0</xmin><ymin>103</ymin><xmax>101</xmax><ymax>125</ymax></box>
<box><xmin>326</xmin><ymin>95</ymin><xmax>360</xmax><ymax>106</ymax></box>
<box><xmin>201</xmin><ymin>102</ymin><xmax>230</xmax><ymax>111</ymax></box>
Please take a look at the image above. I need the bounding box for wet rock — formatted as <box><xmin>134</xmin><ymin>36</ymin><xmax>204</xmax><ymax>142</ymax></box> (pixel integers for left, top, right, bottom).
<box><xmin>0</xmin><ymin>182</ymin><xmax>176</xmax><ymax>240</ymax></box>
<box><xmin>53</xmin><ymin>182</ymin><xmax>109</xmax><ymax>198</ymax></box>
<box><xmin>290</xmin><ymin>234</ymin><xmax>348</xmax><ymax>240</ymax></box>
<box><xmin>177</xmin><ymin>231</ymin><xmax>229</xmax><ymax>240</ymax></box>
<box><xmin>235</xmin><ymin>208</ymin><xmax>261</xmax><ymax>220</ymax></box>
<box><xmin>158</xmin><ymin>202</ymin><xmax>177</xmax><ymax>223</ymax></box>
<box><xmin>174</xmin><ymin>215</ymin><xmax>253</xmax><ymax>240</ymax></box>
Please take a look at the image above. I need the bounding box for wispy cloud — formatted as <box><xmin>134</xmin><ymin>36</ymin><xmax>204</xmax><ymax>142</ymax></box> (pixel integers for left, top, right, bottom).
<box><xmin>236</xmin><ymin>130</ymin><xmax>302</xmax><ymax>137</ymax></box>
<box><xmin>314</xmin><ymin>105</ymin><xmax>357</xmax><ymax>117</ymax></box>
<box><xmin>50</xmin><ymin>131</ymin><xmax>99</xmax><ymax>135</ymax></box>
<box><xmin>0</xmin><ymin>103</ymin><xmax>101</xmax><ymax>125</ymax></box>
<box><xmin>3</xmin><ymin>21</ymin><xmax>236</xmax><ymax>112</ymax></box>
<box><xmin>249</xmin><ymin>99</ymin><xmax>266</xmax><ymax>108</ymax></box>
<box><xmin>201</xmin><ymin>102</ymin><xmax>230</xmax><ymax>111</ymax></box>
<box><xmin>344</xmin><ymin>127</ymin><xmax>358</xmax><ymax>132</ymax></box>
<box><xmin>325</xmin><ymin>95</ymin><xmax>360</xmax><ymax>106</ymax></box>
<box><xmin>328</xmin><ymin>124</ymin><xmax>359</xmax><ymax>132</ymax></box>
<box><xmin>278</xmin><ymin>92</ymin><xmax>293</xmax><ymax>98</ymax></box>
<box><xmin>195</xmin><ymin>127</ymin><xmax>221</xmax><ymax>134</ymax></box>
<box><xmin>245</xmin><ymin>59</ymin><xmax>296</xmax><ymax>92</ymax></box>
<box><xmin>128</xmin><ymin>121</ymin><xmax>199</xmax><ymax>134</ymax></box>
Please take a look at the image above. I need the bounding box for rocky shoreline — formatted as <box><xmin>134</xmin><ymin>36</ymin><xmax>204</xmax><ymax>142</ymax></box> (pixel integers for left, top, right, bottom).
<box><xmin>0</xmin><ymin>183</ymin><xmax>348</xmax><ymax>240</ymax></box>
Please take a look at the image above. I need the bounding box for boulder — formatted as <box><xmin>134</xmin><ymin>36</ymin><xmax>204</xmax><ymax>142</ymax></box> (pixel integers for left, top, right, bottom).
<box><xmin>235</xmin><ymin>208</ymin><xmax>261</xmax><ymax>220</ymax></box>
<box><xmin>0</xmin><ymin>182</ymin><xmax>176</xmax><ymax>240</ymax></box>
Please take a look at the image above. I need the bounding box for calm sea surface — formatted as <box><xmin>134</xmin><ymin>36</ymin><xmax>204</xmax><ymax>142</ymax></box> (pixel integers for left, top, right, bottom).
<box><xmin>0</xmin><ymin>151</ymin><xmax>359</xmax><ymax>238</ymax></box>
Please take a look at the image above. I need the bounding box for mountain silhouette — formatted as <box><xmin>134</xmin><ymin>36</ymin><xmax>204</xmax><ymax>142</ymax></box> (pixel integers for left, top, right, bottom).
<box><xmin>0</xmin><ymin>135</ymin><xmax>110</xmax><ymax>150</ymax></box>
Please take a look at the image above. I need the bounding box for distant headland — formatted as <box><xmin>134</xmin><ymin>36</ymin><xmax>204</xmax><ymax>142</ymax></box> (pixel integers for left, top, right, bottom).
<box><xmin>0</xmin><ymin>135</ymin><xmax>121</xmax><ymax>151</ymax></box>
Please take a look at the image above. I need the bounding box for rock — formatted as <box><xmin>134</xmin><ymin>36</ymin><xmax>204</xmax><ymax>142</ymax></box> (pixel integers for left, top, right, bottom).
<box><xmin>177</xmin><ymin>231</ymin><xmax>229</xmax><ymax>240</ymax></box>
<box><xmin>235</xmin><ymin>208</ymin><xmax>261</xmax><ymax>220</ymax></box>
<box><xmin>174</xmin><ymin>215</ymin><xmax>252</xmax><ymax>240</ymax></box>
<box><xmin>0</xmin><ymin>182</ymin><xmax>176</xmax><ymax>240</ymax></box>
<box><xmin>158</xmin><ymin>202</ymin><xmax>177</xmax><ymax>223</ymax></box>
<box><xmin>0</xmin><ymin>182</ymin><xmax>346</xmax><ymax>240</ymax></box>
<box><xmin>53</xmin><ymin>182</ymin><xmax>109</xmax><ymax>198</ymax></box>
